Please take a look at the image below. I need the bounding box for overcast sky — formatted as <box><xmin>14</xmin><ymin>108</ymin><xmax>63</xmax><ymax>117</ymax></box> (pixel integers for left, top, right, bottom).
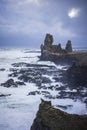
<box><xmin>0</xmin><ymin>0</ymin><xmax>87</xmax><ymax>48</ymax></box>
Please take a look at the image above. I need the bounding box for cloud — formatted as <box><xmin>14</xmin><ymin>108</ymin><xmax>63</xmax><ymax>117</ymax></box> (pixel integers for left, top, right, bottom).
<box><xmin>0</xmin><ymin>16</ymin><xmax>77</xmax><ymax>38</ymax></box>
<box><xmin>24</xmin><ymin>0</ymin><xmax>41</xmax><ymax>6</ymax></box>
<box><xmin>8</xmin><ymin>0</ymin><xmax>41</xmax><ymax>6</ymax></box>
<box><xmin>68</xmin><ymin>8</ymin><xmax>80</xmax><ymax>18</ymax></box>
<box><xmin>0</xmin><ymin>0</ymin><xmax>78</xmax><ymax>39</ymax></box>
<box><xmin>7</xmin><ymin>0</ymin><xmax>43</xmax><ymax>9</ymax></box>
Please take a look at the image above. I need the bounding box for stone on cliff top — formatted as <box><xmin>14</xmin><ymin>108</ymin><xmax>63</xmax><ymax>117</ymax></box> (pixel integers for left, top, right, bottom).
<box><xmin>44</xmin><ymin>33</ymin><xmax>53</xmax><ymax>46</ymax></box>
<box><xmin>30</xmin><ymin>99</ymin><xmax>87</xmax><ymax>130</ymax></box>
<box><xmin>65</xmin><ymin>40</ymin><xmax>72</xmax><ymax>53</ymax></box>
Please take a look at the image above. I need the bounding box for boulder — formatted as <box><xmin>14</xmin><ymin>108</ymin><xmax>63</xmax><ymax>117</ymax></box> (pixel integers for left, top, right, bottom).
<box><xmin>27</xmin><ymin>91</ymin><xmax>40</xmax><ymax>96</ymax></box>
<box><xmin>30</xmin><ymin>99</ymin><xmax>87</xmax><ymax>130</ymax></box>
<box><xmin>1</xmin><ymin>79</ymin><xmax>17</xmax><ymax>88</ymax></box>
<box><xmin>0</xmin><ymin>68</ymin><xmax>5</xmax><ymax>71</ymax></box>
<box><xmin>1</xmin><ymin>79</ymin><xmax>25</xmax><ymax>87</ymax></box>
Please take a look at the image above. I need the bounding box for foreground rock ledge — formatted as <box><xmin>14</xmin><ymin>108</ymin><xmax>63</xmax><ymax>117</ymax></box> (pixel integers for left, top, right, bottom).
<box><xmin>30</xmin><ymin>99</ymin><xmax>87</xmax><ymax>130</ymax></box>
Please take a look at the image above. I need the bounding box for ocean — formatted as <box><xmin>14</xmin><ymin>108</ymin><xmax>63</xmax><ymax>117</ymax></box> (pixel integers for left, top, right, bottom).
<box><xmin>0</xmin><ymin>47</ymin><xmax>87</xmax><ymax>130</ymax></box>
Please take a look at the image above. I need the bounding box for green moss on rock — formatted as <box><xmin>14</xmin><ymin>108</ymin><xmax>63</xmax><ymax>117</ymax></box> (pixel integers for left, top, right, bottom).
<box><xmin>30</xmin><ymin>99</ymin><xmax>87</xmax><ymax>130</ymax></box>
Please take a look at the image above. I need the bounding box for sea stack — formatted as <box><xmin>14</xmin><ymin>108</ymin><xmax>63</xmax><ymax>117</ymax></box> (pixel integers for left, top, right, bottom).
<box><xmin>40</xmin><ymin>33</ymin><xmax>73</xmax><ymax>62</ymax></box>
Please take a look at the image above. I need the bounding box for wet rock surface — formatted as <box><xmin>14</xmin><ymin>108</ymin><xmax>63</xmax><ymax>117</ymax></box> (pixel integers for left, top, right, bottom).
<box><xmin>67</xmin><ymin>65</ymin><xmax>87</xmax><ymax>87</ymax></box>
<box><xmin>9</xmin><ymin>62</ymin><xmax>55</xmax><ymax>87</ymax></box>
<box><xmin>0</xmin><ymin>93</ymin><xmax>11</xmax><ymax>97</ymax></box>
<box><xmin>28</xmin><ymin>91</ymin><xmax>41</xmax><ymax>96</ymax></box>
<box><xmin>0</xmin><ymin>61</ymin><xmax>87</xmax><ymax>109</ymax></box>
<box><xmin>30</xmin><ymin>99</ymin><xmax>87</xmax><ymax>130</ymax></box>
<box><xmin>1</xmin><ymin>78</ymin><xmax>25</xmax><ymax>87</ymax></box>
<box><xmin>0</xmin><ymin>68</ymin><xmax>5</xmax><ymax>71</ymax></box>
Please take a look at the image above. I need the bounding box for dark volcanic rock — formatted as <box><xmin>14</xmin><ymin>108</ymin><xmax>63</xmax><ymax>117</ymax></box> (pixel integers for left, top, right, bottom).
<box><xmin>12</xmin><ymin>62</ymin><xmax>54</xmax><ymax>68</ymax></box>
<box><xmin>30</xmin><ymin>99</ymin><xmax>87</xmax><ymax>130</ymax></box>
<box><xmin>0</xmin><ymin>93</ymin><xmax>11</xmax><ymax>97</ymax></box>
<box><xmin>44</xmin><ymin>94</ymin><xmax>56</xmax><ymax>99</ymax></box>
<box><xmin>67</xmin><ymin>65</ymin><xmax>87</xmax><ymax>87</ymax></box>
<box><xmin>0</xmin><ymin>68</ymin><xmax>5</xmax><ymax>71</ymax></box>
<box><xmin>18</xmin><ymin>75</ymin><xmax>30</xmax><ymax>82</ymax></box>
<box><xmin>9</xmin><ymin>62</ymin><xmax>53</xmax><ymax>87</ymax></box>
<box><xmin>40</xmin><ymin>34</ymin><xmax>87</xmax><ymax>67</ymax></box>
<box><xmin>56</xmin><ymin>105</ymin><xmax>73</xmax><ymax>110</ymax></box>
<box><xmin>44</xmin><ymin>33</ymin><xmax>53</xmax><ymax>46</ymax></box>
<box><xmin>40</xmin><ymin>33</ymin><xmax>74</xmax><ymax>63</ymax></box>
<box><xmin>1</xmin><ymin>79</ymin><xmax>25</xmax><ymax>87</ymax></box>
<box><xmin>65</xmin><ymin>40</ymin><xmax>72</xmax><ymax>53</ymax></box>
<box><xmin>42</xmin><ymin>77</ymin><xmax>51</xmax><ymax>83</ymax></box>
<box><xmin>41</xmin><ymin>91</ymin><xmax>50</xmax><ymax>95</ymax></box>
<box><xmin>28</xmin><ymin>91</ymin><xmax>40</xmax><ymax>96</ymax></box>
<box><xmin>1</xmin><ymin>79</ymin><xmax>17</xmax><ymax>88</ymax></box>
<box><xmin>7</xmin><ymin>61</ymin><xmax>87</xmax><ymax>103</ymax></box>
<box><xmin>58</xmin><ymin>91</ymin><xmax>83</xmax><ymax>100</ymax></box>
<box><xmin>15</xmin><ymin>81</ymin><xmax>25</xmax><ymax>86</ymax></box>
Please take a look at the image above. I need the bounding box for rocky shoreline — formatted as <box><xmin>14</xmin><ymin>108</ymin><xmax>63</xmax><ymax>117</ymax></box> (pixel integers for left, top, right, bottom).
<box><xmin>0</xmin><ymin>47</ymin><xmax>87</xmax><ymax>130</ymax></box>
<box><xmin>30</xmin><ymin>34</ymin><xmax>87</xmax><ymax>130</ymax></box>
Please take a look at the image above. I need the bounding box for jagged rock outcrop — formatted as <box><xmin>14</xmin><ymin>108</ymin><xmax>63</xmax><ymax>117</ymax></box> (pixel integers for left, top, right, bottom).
<box><xmin>30</xmin><ymin>99</ymin><xmax>87</xmax><ymax>130</ymax></box>
<box><xmin>40</xmin><ymin>33</ymin><xmax>73</xmax><ymax>61</ymax></box>
<box><xmin>40</xmin><ymin>33</ymin><xmax>87</xmax><ymax>66</ymax></box>
<box><xmin>65</xmin><ymin>40</ymin><xmax>72</xmax><ymax>53</ymax></box>
<box><xmin>44</xmin><ymin>33</ymin><xmax>53</xmax><ymax>46</ymax></box>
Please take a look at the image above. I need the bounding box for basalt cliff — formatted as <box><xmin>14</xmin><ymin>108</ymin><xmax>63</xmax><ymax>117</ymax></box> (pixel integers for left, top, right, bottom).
<box><xmin>30</xmin><ymin>35</ymin><xmax>87</xmax><ymax>130</ymax></box>
<box><xmin>40</xmin><ymin>33</ymin><xmax>87</xmax><ymax>66</ymax></box>
<box><xmin>40</xmin><ymin>33</ymin><xmax>87</xmax><ymax>91</ymax></box>
<box><xmin>30</xmin><ymin>99</ymin><xmax>87</xmax><ymax>130</ymax></box>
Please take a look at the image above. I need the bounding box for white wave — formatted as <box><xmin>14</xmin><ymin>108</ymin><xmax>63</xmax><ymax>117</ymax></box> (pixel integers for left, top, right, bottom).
<box><xmin>0</xmin><ymin>83</ymin><xmax>41</xmax><ymax>130</ymax></box>
<box><xmin>0</xmin><ymin>48</ymin><xmax>87</xmax><ymax>130</ymax></box>
<box><xmin>0</xmin><ymin>48</ymin><xmax>40</xmax><ymax>66</ymax></box>
<box><xmin>52</xmin><ymin>99</ymin><xmax>87</xmax><ymax>115</ymax></box>
<box><xmin>37</xmin><ymin>61</ymin><xmax>69</xmax><ymax>70</ymax></box>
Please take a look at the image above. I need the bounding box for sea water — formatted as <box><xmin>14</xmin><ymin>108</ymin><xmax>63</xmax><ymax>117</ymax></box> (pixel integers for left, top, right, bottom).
<box><xmin>0</xmin><ymin>47</ymin><xmax>87</xmax><ymax>130</ymax></box>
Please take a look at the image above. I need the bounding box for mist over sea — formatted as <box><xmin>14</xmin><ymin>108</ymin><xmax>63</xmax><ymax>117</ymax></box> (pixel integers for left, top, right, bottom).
<box><xmin>0</xmin><ymin>47</ymin><xmax>87</xmax><ymax>130</ymax></box>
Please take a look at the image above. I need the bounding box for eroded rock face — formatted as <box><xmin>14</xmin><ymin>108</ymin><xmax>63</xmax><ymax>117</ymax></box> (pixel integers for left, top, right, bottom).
<box><xmin>30</xmin><ymin>99</ymin><xmax>87</xmax><ymax>130</ymax></box>
<box><xmin>40</xmin><ymin>34</ymin><xmax>73</xmax><ymax>61</ymax></box>
<box><xmin>65</xmin><ymin>40</ymin><xmax>72</xmax><ymax>53</ymax></box>
<box><xmin>67</xmin><ymin>65</ymin><xmax>87</xmax><ymax>87</ymax></box>
<box><xmin>44</xmin><ymin>33</ymin><xmax>53</xmax><ymax>46</ymax></box>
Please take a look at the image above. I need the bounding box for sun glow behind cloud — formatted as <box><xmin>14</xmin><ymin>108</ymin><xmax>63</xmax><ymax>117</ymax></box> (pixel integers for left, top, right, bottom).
<box><xmin>0</xmin><ymin>0</ymin><xmax>77</xmax><ymax>38</ymax></box>
<box><xmin>68</xmin><ymin>8</ymin><xmax>80</xmax><ymax>18</ymax></box>
<box><xmin>0</xmin><ymin>0</ymin><xmax>86</xmax><ymax>47</ymax></box>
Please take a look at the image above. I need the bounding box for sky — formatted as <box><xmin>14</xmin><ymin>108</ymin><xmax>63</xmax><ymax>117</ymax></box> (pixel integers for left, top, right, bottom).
<box><xmin>0</xmin><ymin>0</ymin><xmax>87</xmax><ymax>48</ymax></box>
